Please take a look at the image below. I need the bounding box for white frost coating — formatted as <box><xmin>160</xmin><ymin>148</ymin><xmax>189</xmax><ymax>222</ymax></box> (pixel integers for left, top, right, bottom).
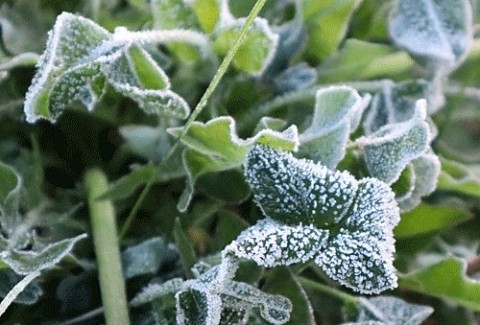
<box><xmin>356</xmin><ymin>296</ymin><xmax>434</xmax><ymax>325</ymax></box>
<box><xmin>225</xmin><ymin>218</ymin><xmax>329</xmax><ymax>267</ymax></box>
<box><xmin>245</xmin><ymin>145</ymin><xmax>358</xmax><ymax>226</ymax></box>
<box><xmin>356</xmin><ymin>100</ymin><xmax>430</xmax><ymax>184</ymax></box>
<box><xmin>0</xmin><ymin>234</ymin><xmax>87</xmax><ymax>275</ymax></box>
<box><xmin>0</xmin><ymin>271</ymin><xmax>41</xmax><ymax>318</ymax></box>
<box><xmin>131</xmin><ymin>278</ymin><xmax>184</xmax><ymax>306</ymax></box>
<box><xmin>299</xmin><ymin>86</ymin><xmax>370</xmax><ymax>168</ymax></box>
<box><xmin>240</xmin><ymin>145</ymin><xmax>400</xmax><ymax>294</ymax></box>
<box><xmin>389</xmin><ymin>0</ymin><xmax>473</xmax><ymax>69</ymax></box>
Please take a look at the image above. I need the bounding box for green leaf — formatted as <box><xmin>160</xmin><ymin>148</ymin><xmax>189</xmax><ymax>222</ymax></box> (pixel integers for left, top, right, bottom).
<box><xmin>0</xmin><ymin>161</ymin><xmax>22</xmax><ymax>233</ymax></box>
<box><xmin>176</xmin><ymin>289</ymin><xmax>219</xmax><ymax>325</ymax></box>
<box><xmin>0</xmin><ymin>268</ymin><xmax>42</xmax><ymax>305</ymax></box>
<box><xmin>213</xmin><ymin>18</ymin><xmax>279</xmax><ymax>75</ymax></box>
<box><xmin>394</xmin><ymin>204</ymin><xmax>472</xmax><ymax>238</ymax></box>
<box><xmin>357</xmin><ymin>100</ymin><xmax>430</xmax><ymax>184</ymax></box>
<box><xmin>437</xmin><ymin>157</ymin><xmax>480</xmax><ymax>198</ymax></box>
<box><xmin>122</xmin><ymin>237</ymin><xmax>177</xmax><ymax>279</ymax></box>
<box><xmin>317</xmin><ymin>39</ymin><xmax>413</xmax><ymax>82</ymax></box>
<box><xmin>302</xmin><ymin>0</ymin><xmax>361</xmax><ymax>63</ymax></box>
<box><xmin>353</xmin><ymin>296</ymin><xmax>433</xmax><ymax>325</ymax></box>
<box><xmin>262</xmin><ymin>267</ymin><xmax>316</xmax><ymax>325</ymax></box>
<box><xmin>0</xmin><ymin>234</ymin><xmax>87</xmax><ymax>275</ymax></box>
<box><xmin>24</xmin><ymin>13</ymin><xmax>193</xmax><ymax>123</ymax></box>
<box><xmin>389</xmin><ymin>0</ymin><xmax>473</xmax><ymax>69</ymax></box>
<box><xmin>150</xmin><ymin>0</ymin><xmax>199</xmax><ymax>30</ymax></box>
<box><xmin>131</xmin><ymin>278</ymin><xmax>184</xmax><ymax>306</ymax></box>
<box><xmin>298</xmin><ymin>86</ymin><xmax>369</xmax><ymax>168</ymax></box>
<box><xmin>169</xmin><ymin>116</ymin><xmax>298</xmax><ymax>211</ymax></box>
<box><xmin>120</xmin><ymin>125</ymin><xmax>171</xmax><ymax>162</ymax></box>
<box><xmin>238</xmin><ymin>145</ymin><xmax>400</xmax><ymax>294</ymax></box>
<box><xmin>399</xmin><ymin>257</ymin><xmax>480</xmax><ymax>311</ymax></box>
<box><xmin>174</xmin><ymin>218</ymin><xmax>197</xmax><ymax>279</ymax></box>
<box><xmin>191</xmin><ymin>0</ymin><xmax>222</xmax><ymax>33</ymax></box>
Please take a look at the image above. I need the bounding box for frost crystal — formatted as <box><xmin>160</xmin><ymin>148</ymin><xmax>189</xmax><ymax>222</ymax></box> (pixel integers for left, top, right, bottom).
<box><xmin>234</xmin><ymin>145</ymin><xmax>400</xmax><ymax>294</ymax></box>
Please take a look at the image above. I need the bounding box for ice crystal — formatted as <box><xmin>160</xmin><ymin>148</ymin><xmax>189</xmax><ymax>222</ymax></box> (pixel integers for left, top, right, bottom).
<box><xmin>233</xmin><ymin>145</ymin><xmax>400</xmax><ymax>294</ymax></box>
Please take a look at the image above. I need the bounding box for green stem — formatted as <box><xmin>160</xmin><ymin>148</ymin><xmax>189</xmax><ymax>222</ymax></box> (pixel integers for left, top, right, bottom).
<box><xmin>118</xmin><ymin>0</ymin><xmax>269</xmax><ymax>237</ymax></box>
<box><xmin>85</xmin><ymin>168</ymin><xmax>130</xmax><ymax>325</ymax></box>
<box><xmin>296</xmin><ymin>276</ymin><xmax>359</xmax><ymax>306</ymax></box>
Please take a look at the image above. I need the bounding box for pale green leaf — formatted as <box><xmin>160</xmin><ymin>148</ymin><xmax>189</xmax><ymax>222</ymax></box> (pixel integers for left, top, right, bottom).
<box><xmin>354</xmin><ymin>296</ymin><xmax>433</xmax><ymax>325</ymax></box>
<box><xmin>0</xmin><ymin>234</ymin><xmax>87</xmax><ymax>275</ymax></box>
<box><xmin>357</xmin><ymin>100</ymin><xmax>430</xmax><ymax>184</ymax></box>
<box><xmin>214</xmin><ymin>18</ymin><xmax>279</xmax><ymax>75</ymax></box>
<box><xmin>0</xmin><ymin>161</ymin><xmax>22</xmax><ymax>233</ymax></box>
<box><xmin>437</xmin><ymin>157</ymin><xmax>480</xmax><ymax>198</ymax></box>
<box><xmin>191</xmin><ymin>0</ymin><xmax>222</xmax><ymax>33</ymax></box>
<box><xmin>298</xmin><ymin>86</ymin><xmax>369</xmax><ymax>168</ymax></box>
<box><xmin>399</xmin><ymin>257</ymin><xmax>480</xmax><ymax>311</ymax></box>
<box><xmin>168</xmin><ymin>116</ymin><xmax>298</xmax><ymax>211</ymax></box>
<box><xmin>302</xmin><ymin>0</ymin><xmax>361</xmax><ymax>63</ymax></box>
<box><xmin>389</xmin><ymin>0</ymin><xmax>473</xmax><ymax>70</ymax></box>
<box><xmin>394</xmin><ymin>204</ymin><xmax>472</xmax><ymax>238</ymax></box>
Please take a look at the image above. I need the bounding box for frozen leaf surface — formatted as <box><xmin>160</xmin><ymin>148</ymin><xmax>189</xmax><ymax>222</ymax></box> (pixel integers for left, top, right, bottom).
<box><xmin>0</xmin><ymin>234</ymin><xmax>87</xmax><ymax>275</ymax></box>
<box><xmin>357</xmin><ymin>100</ymin><xmax>430</xmax><ymax>184</ymax></box>
<box><xmin>236</xmin><ymin>145</ymin><xmax>400</xmax><ymax>294</ymax></box>
<box><xmin>389</xmin><ymin>0</ymin><xmax>473</xmax><ymax>69</ymax></box>
<box><xmin>168</xmin><ymin>116</ymin><xmax>298</xmax><ymax>211</ymax></box>
<box><xmin>24</xmin><ymin>12</ymin><xmax>199</xmax><ymax>122</ymax></box>
<box><xmin>353</xmin><ymin>296</ymin><xmax>433</xmax><ymax>325</ymax></box>
<box><xmin>299</xmin><ymin>86</ymin><xmax>370</xmax><ymax>168</ymax></box>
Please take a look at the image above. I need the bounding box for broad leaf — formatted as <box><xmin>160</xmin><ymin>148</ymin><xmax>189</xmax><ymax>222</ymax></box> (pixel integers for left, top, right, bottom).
<box><xmin>122</xmin><ymin>237</ymin><xmax>177</xmax><ymax>279</ymax></box>
<box><xmin>302</xmin><ymin>0</ymin><xmax>362</xmax><ymax>63</ymax></box>
<box><xmin>352</xmin><ymin>296</ymin><xmax>433</xmax><ymax>325</ymax></box>
<box><xmin>399</xmin><ymin>257</ymin><xmax>480</xmax><ymax>312</ymax></box>
<box><xmin>169</xmin><ymin>116</ymin><xmax>298</xmax><ymax>211</ymax></box>
<box><xmin>0</xmin><ymin>234</ymin><xmax>87</xmax><ymax>275</ymax></box>
<box><xmin>357</xmin><ymin>100</ymin><xmax>430</xmax><ymax>184</ymax></box>
<box><xmin>24</xmin><ymin>13</ymin><xmax>196</xmax><ymax>123</ymax></box>
<box><xmin>131</xmin><ymin>278</ymin><xmax>184</xmax><ymax>306</ymax></box>
<box><xmin>389</xmin><ymin>0</ymin><xmax>473</xmax><ymax>70</ymax></box>
<box><xmin>298</xmin><ymin>86</ymin><xmax>369</xmax><ymax>168</ymax></box>
<box><xmin>437</xmin><ymin>157</ymin><xmax>480</xmax><ymax>198</ymax></box>
<box><xmin>394</xmin><ymin>204</ymin><xmax>472</xmax><ymax>238</ymax></box>
<box><xmin>238</xmin><ymin>145</ymin><xmax>399</xmax><ymax>294</ymax></box>
<box><xmin>214</xmin><ymin>18</ymin><xmax>279</xmax><ymax>75</ymax></box>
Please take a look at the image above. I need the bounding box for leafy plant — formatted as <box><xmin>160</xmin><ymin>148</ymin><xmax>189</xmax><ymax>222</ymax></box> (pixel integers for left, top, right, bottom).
<box><xmin>1</xmin><ymin>0</ymin><xmax>480</xmax><ymax>324</ymax></box>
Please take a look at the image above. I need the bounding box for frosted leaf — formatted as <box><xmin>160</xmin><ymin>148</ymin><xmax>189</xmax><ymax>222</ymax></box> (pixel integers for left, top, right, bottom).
<box><xmin>213</xmin><ymin>17</ymin><xmax>279</xmax><ymax>75</ymax></box>
<box><xmin>397</xmin><ymin>151</ymin><xmax>440</xmax><ymax>211</ymax></box>
<box><xmin>176</xmin><ymin>289</ymin><xmax>222</xmax><ymax>325</ymax></box>
<box><xmin>122</xmin><ymin>237</ymin><xmax>177</xmax><ymax>279</ymax></box>
<box><xmin>219</xmin><ymin>307</ymin><xmax>250</xmax><ymax>325</ymax></box>
<box><xmin>355</xmin><ymin>296</ymin><xmax>434</xmax><ymax>325</ymax></box>
<box><xmin>356</xmin><ymin>100</ymin><xmax>430</xmax><ymax>184</ymax></box>
<box><xmin>225</xmin><ymin>218</ymin><xmax>329</xmax><ymax>267</ymax></box>
<box><xmin>389</xmin><ymin>0</ymin><xmax>473</xmax><ymax>70</ymax></box>
<box><xmin>245</xmin><ymin>145</ymin><xmax>357</xmax><ymax>227</ymax></box>
<box><xmin>24</xmin><ymin>12</ymin><xmax>110</xmax><ymax>122</ymax></box>
<box><xmin>0</xmin><ymin>161</ymin><xmax>22</xmax><ymax>233</ymax></box>
<box><xmin>241</xmin><ymin>145</ymin><xmax>400</xmax><ymax>294</ymax></box>
<box><xmin>0</xmin><ymin>269</ymin><xmax>43</xmax><ymax>305</ymax></box>
<box><xmin>24</xmin><ymin>12</ymin><xmax>195</xmax><ymax>122</ymax></box>
<box><xmin>1</xmin><ymin>234</ymin><xmax>86</xmax><ymax>275</ymax></box>
<box><xmin>131</xmin><ymin>278</ymin><xmax>184</xmax><ymax>306</ymax></box>
<box><xmin>299</xmin><ymin>86</ymin><xmax>370</xmax><ymax>168</ymax></box>
<box><xmin>168</xmin><ymin>116</ymin><xmax>299</xmax><ymax>211</ymax></box>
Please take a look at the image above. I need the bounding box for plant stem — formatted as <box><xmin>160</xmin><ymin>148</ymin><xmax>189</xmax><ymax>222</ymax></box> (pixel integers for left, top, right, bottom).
<box><xmin>0</xmin><ymin>271</ymin><xmax>41</xmax><ymax>318</ymax></box>
<box><xmin>84</xmin><ymin>168</ymin><xmax>130</xmax><ymax>325</ymax></box>
<box><xmin>296</xmin><ymin>276</ymin><xmax>359</xmax><ymax>306</ymax></box>
<box><xmin>118</xmin><ymin>0</ymin><xmax>269</xmax><ymax>237</ymax></box>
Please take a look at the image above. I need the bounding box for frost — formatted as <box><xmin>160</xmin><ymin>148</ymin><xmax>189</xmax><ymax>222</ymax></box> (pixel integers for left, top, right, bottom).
<box><xmin>389</xmin><ymin>0</ymin><xmax>473</xmax><ymax>70</ymax></box>
<box><xmin>238</xmin><ymin>145</ymin><xmax>400</xmax><ymax>294</ymax></box>
<box><xmin>168</xmin><ymin>116</ymin><xmax>298</xmax><ymax>211</ymax></box>
<box><xmin>356</xmin><ymin>100</ymin><xmax>430</xmax><ymax>184</ymax></box>
<box><xmin>24</xmin><ymin>12</ymin><xmax>206</xmax><ymax>123</ymax></box>
<box><xmin>132</xmin><ymin>259</ymin><xmax>292</xmax><ymax>325</ymax></box>
<box><xmin>226</xmin><ymin>218</ymin><xmax>329</xmax><ymax>267</ymax></box>
<box><xmin>299</xmin><ymin>86</ymin><xmax>370</xmax><ymax>168</ymax></box>
<box><xmin>0</xmin><ymin>234</ymin><xmax>87</xmax><ymax>275</ymax></box>
<box><xmin>352</xmin><ymin>296</ymin><xmax>434</xmax><ymax>325</ymax></box>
